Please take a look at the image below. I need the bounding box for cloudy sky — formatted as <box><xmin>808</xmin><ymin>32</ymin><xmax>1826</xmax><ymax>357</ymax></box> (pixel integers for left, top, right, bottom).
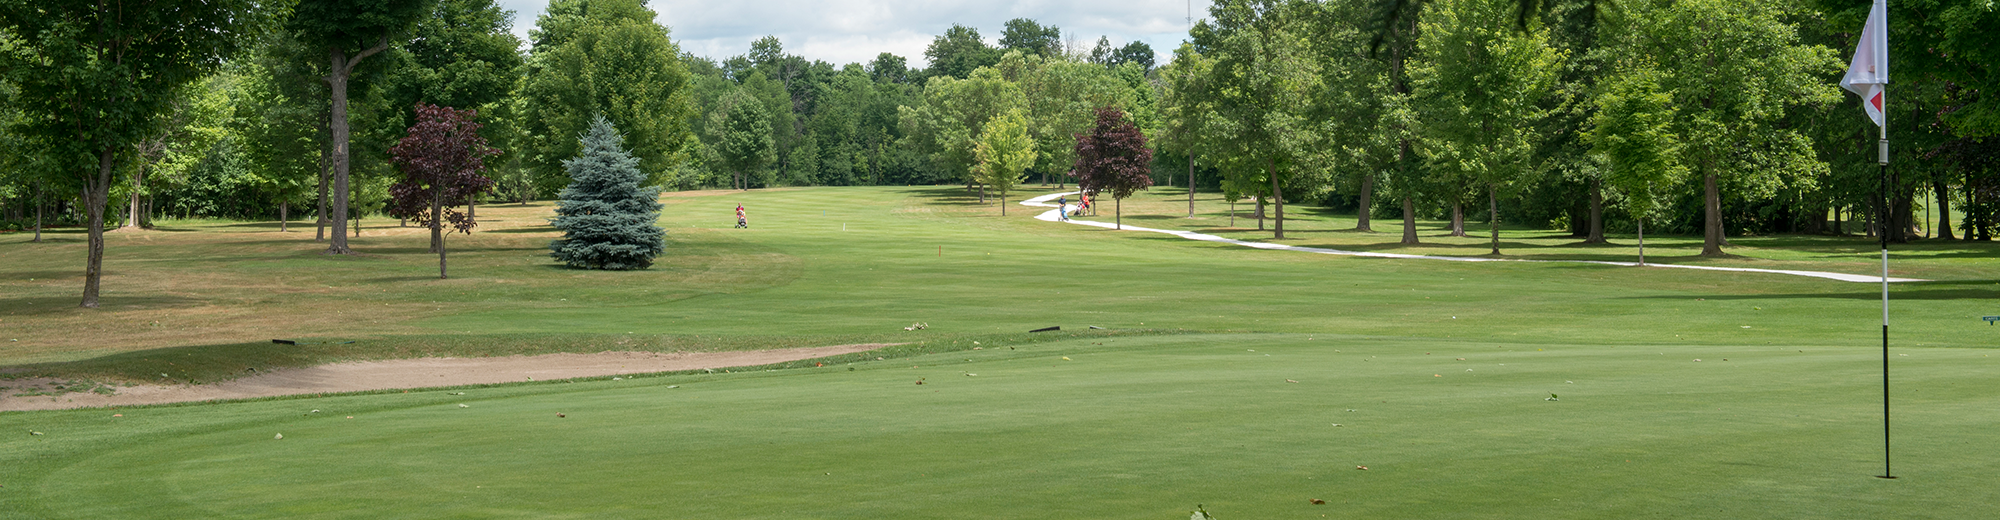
<box><xmin>493</xmin><ymin>0</ymin><xmax>1213</xmax><ymax>67</ymax></box>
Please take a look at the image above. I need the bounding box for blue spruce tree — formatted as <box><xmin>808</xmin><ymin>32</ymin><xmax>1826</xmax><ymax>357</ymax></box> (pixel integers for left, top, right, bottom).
<box><xmin>550</xmin><ymin>117</ymin><xmax>665</xmax><ymax>269</ymax></box>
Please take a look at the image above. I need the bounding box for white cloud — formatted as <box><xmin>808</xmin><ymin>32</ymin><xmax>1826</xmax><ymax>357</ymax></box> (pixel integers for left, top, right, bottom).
<box><xmin>494</xmin><ymin>0</ymin><xmax>1211</xmax><ymax>67</ymax></box>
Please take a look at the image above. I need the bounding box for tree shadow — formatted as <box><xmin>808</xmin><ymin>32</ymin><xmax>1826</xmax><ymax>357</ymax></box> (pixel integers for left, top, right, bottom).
<box><xmin>1623</xmin><ymin>279</ymin><xmax>2000</xmax><ymax>302</ymax></box>
<box><xmin>895</xmin><ymin>186</ymin><xmax>992</xmax><ymax>206</ymax></box>
<box><xmin>219</xmin><ymin>222</ymin><xmax>313</xmax><ymax>230</ymax></box>
<box><xmin>4</xmin><ymin>270</ymin><xmax>84</xmax><ymax>281</ymax></box>
<box><xmin>0</xmin><ymin>295</ymin><xmax>206</xmax><ymax>316</ymax></box>
<box><xmin>483</xmin><ymin>226</ymin><xmax>558</xmax><ymax>234</ymax></box>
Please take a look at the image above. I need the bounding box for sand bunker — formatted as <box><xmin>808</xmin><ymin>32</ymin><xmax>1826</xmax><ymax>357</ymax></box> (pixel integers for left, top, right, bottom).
<box><xmin>0</xmin><ymin>343</ymin><xmax>896</xmax><ymax>411</ymax></box>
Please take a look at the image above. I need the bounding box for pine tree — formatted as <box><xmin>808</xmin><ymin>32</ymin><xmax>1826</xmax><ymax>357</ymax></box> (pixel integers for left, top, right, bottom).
<box><xmin>550</xmin><ymin>117</ymin><xmax>664</xmax><ymax>269</ymax></box>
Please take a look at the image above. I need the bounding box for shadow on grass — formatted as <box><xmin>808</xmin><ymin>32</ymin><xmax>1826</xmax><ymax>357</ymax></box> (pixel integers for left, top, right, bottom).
<box><xmin>357</xmin><ymin>245</ymin><xmax>548</xmax><ymax>255</ymax></box>
<box><xmin>895</xmin><ymin>186</ymin><xmax>991</xmax><ymax>206</ymax></box>
<box><xmin>483</xmin><ymin>226</ymin><xmax>558</xmax><ymax>234</ymax></box>
<box><xmin>4</xmin><ymin>270</ymin><xmax>83</xmax><ymax>281</ymax></box>
<box><xmin>219</xmin><ymin>221</ymin><xmax>315</xmax><ymax>230</ymax></box>
<box><xmin>0</xmin><ymin>295</ymin><xmax>205</xmax><ymax>316</ymax></box>
<box><xmin>1624</xmin><ymin>280</ymin><xmax>2000</xmax><ymax>302</ymax></box>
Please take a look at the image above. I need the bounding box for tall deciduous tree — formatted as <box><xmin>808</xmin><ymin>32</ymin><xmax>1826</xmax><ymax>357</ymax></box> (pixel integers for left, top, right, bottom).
<box><xmin>924</xmin><ymin>25</ymin><xmax>1001</xmax><ymax>80</ymax></box>
<box><xmin>550</xmin><ymin>117</ymin><xmax>665</xmax><ymax>270</ymax></box>
<box><xmin>999</xmin><ymin>19</ymin><xmax>1063</xmax><ymax>58</ymax></box>
<box><xmin>901</xmin><ymin>67</ymin><xmax>1025</xmax><ymax>200</ymax></box>
<box><xmin>974</xmin><ymin>109</ymin><xmax>1037</xmax><ymax>215</ymax></box>
<box><xmin>1193</xmin><ymin>0</ymin><xmax>1324</xmax><ymax>239</ymax></box>
<box><xmin>387</xmin><ymin>104</ymin><xmax>499</xmax><ymax>278</ymax></box>
<box><xmin>1</xmin><ymin>0</ymin><xmax>266</xmax><ymax>308</ymax></box>
<box><xmin>998</xmin><ymin>51</ymin><xmax>1131</xmax><ymax>189</ymax></box>
<box><xmin>1074</xmin><ymin>107</ymin><xmax>1154</xmax><ymax>229</ymax></box>
<box><xmin>709</xmin><ymin>87</ymin><xmax>776</xmax><ymax>190</ymax></box>
<box><xmin>520</xmin><ymin>0</ymin><xmax>695</xmax><ymax>191</ymax></box>
<box><xmin>1411</xmin><ymin>0</ymin><xmax>1564</xmax><ymax>255</ymax></box>
<box><xmin>385</xmin><ymin>0</ymin><xmax>525</xmax><ymax>129</ymax></box>
<box><xmin>1590</xmin><ymin>66</ymin><xmax>1684</xmax><ymax>264</ymax></box>
<box><xmin>1158</xmin><ymin>44</ymin><xmax>1219</xmax><ymax>218</ymax></box>
<box><xmin>292</xmin><ymin>0</ymin><xmax>436</xmax><ymax>255</ymax></box>
<box><xmin>1611</xmin><ymin>0</ymin><xmax>1839</xmax><ymax>256</ymax></box>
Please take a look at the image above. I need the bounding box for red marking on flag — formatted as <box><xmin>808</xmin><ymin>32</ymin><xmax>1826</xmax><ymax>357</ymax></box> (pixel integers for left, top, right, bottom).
<box><xmin>1870</xmin><ymin>92</ymin><xmax>1884</xmax><ymax>111</ymax></box>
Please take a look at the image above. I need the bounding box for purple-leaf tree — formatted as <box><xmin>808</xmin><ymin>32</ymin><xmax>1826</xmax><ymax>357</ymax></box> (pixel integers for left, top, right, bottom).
<box><xmin>1073</xmin><ymin>106</ymin><xmax>1154</xmax><ymax>230</ymax></box>
<box><xmin>388</xmin><ymin>103</ymin><xmax>499</xmax><ymax>279</ymax></box>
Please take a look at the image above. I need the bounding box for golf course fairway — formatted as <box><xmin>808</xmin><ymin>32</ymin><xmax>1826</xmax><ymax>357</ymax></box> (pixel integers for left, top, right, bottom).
<box><xmin>3</xmin><ymin>186</ymin><xmax>1996</xmax><ymax>518</ymax></box>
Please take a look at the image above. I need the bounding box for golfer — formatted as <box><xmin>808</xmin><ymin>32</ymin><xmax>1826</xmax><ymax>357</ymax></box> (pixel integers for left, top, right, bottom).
<box><xmin>735</xmin><ymin>204</ymin><xmax>747</xmax><ymax>228</ymax></box>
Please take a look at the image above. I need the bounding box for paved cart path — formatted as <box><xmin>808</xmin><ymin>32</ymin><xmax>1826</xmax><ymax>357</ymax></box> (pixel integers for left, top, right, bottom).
<box><xmin>1021</xmin><ymin>191</ymin><xmax>1924</xmax><ymax>284</ymax></box>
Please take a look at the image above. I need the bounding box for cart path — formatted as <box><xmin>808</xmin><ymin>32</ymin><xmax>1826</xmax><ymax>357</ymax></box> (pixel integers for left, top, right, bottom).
<box><xmin>1022</xmin><ymin>191</ymin><xmax>1924</xmax><ymax>283</ymax></box>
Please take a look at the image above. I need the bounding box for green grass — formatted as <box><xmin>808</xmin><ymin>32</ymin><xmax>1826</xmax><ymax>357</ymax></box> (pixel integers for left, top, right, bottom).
<box><xmin>3</xmin><ymin>185</ymin><xmax>1999</xmax><ymax>518</ymax></box>
<box><xmin>7</xmin><ymin>334</ymin><xmax>2000</xmax><ymax>518</ymax></box>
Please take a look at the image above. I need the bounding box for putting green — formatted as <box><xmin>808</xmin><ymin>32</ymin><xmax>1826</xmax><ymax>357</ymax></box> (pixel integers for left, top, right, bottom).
<box><xmin>5</xmin><ymin>334</ymin><xmax>1998</xmax><ymax>518</ymax></box>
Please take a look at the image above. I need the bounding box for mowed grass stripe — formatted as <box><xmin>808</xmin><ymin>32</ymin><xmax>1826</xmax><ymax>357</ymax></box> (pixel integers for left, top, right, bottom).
<box><xmin>7</xmin><ymin>335</ymin><xmax>1999</xmax><ymax>518</ymax></box>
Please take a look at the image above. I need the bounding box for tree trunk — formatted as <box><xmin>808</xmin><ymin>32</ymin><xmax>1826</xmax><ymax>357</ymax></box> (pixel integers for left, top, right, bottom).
<box><xmin>326</xmin><ymin>49</ymin><xmax>354</xmax><ymax>253</ymax></box>
<box><xmin>1255</xmin><ymin>195</ymin><xmax>1265</xmax><ymax>231</ymax></box>
<box><xmin>1230</xmin><ymin>199</ymin><xmax>1236</xmax><ymax>227</ymax></box>
<box><xmin>280</xmin><ymin>201</ymin><xmax>289</xmax><ymax>232</ymax></box>
<box><xmin>1968</xmin><ymin>170</ymin><xmax>1980</xmax><ymax>241</ymax></box>
<box><xmin>430</xmin><ymin>210</ymin><xmax>444</xmax><ymax>254</ymax></box>
<box><xmin>433</xmin><ymin>194</ymin><xmax>447</xmax><ymax>278</ymax></box>
<box><xmin>316</xmin><ymin>115</ymin><xmax>330</xmax><ymax>241</ymax></box>
<box><xmin>124</xmin><ymin>163</ymin><xmax>144</xmax><ymax>229</ymax></box>
<box><xmin>325</xmin><ymin>38</ymin><xmax>390</xmax><ymax>255</ymax></box>
<box><xmin>82</xmin><ymin>147</ymin><xmax>116</xmax><ymax>308</ymax></box>
<box><xmin>1637</xmin><ymin>219</ymin><xmax>1645</xmax><ymax>266</ymax></box>
<box><xmin>1116</xmin><ymin>196</ymin><xmax>1122</xmax><ymax>230</ymax></box>
<box><xmin>1488</xmin><ymin>186</ymin><xmax>1500</xmax><ymax>255</ymax></box>
<box><xmin>1833</xmin><ymin>205</ymin><xmax>1843</xmax><ymax>235</ymax></box>
<box><xmin>1401</xmin><ymin>196</ymin><xmax>1418</xmax><ymax>245</ymax></box>
<box><xmin>1000</xmin><ymin>191</ymin><xmax>1007</xmax><ymax>216</ymax></box>
<box><xmin>1269</xmin><ymin>158</ymin><xmax>1284</xmax><ymax>239</ymax></box>
<box><xmin>1449</xmin><ymin>203</ymin><xmax>1466</xmax><ymax>237</ymax></box>
<box><xmin>33</xmin><ymin>180</ymin><xmax>43</xmax><ymax>243</ymax></box>
<box><xmin>1700</xmin><ymin>172</ymin><xmax>1724</xmax><ymax>256</ymax></box>
<box><xmin>1356</xmin><ymin>172</ymin><xmax>1374</xmax><ymax>232</ymax></box>
<box><xmin>1934</xmin><ymin>179</ymin><xmax>1954</xmax><ymax>240</ymax></box>
<box><xmin>1187</xmin><ymin>154</ymin><xmax>1196</xmax><ymax>218</ymax></box>
<box><xmin>1586</xmin><ymin>177</ymin><xmax>1605</xmax><ymax>243</ymax></box>
<box><xmin>1865</xmin><ymin>193</ymin><xmax>1878</xmax><ymax>238</ymax></box>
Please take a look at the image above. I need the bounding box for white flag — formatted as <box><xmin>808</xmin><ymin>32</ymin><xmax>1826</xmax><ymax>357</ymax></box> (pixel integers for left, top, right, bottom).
<box><xmin>1840</xmin><ymin>0</ymin><xmax>1889</xmax><ymax>127</ymax></box>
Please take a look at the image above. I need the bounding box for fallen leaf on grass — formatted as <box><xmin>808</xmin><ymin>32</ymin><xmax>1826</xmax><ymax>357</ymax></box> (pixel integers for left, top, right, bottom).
<box><xmin>1286</xmin><ymin>379</ymin><xmax>1298</xmax><ymax>383</ymax></box>
<box><xmin>1310</xmin><ymin>499</ymin><xmax>1326</xmax><ymax>505</ymax></box>
<box><xmin>1356</xmin><ymin>465</ymin><xmax>1368</xmax><ymax>470</ymax></box>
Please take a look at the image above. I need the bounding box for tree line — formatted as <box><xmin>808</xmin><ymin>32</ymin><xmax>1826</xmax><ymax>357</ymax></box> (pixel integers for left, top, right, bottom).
<box><xmin>2</xmin><ymin>0</ymin><xmax>1996</xmax><ymax>307</ymax></box>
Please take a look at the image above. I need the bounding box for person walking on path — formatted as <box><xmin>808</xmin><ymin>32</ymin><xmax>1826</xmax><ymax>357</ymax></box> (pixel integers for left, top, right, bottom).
<box><xmin>735</xmin><ymin>204</ymin><xmax>747</xmax><ymax>228</ymax></box>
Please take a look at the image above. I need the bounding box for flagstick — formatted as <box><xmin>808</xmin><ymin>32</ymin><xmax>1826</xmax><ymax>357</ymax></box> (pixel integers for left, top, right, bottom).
<box><xmin>1878</xmin><ymin>121</ymin><xmax>1895</xmax><ymax>480</ymax></box>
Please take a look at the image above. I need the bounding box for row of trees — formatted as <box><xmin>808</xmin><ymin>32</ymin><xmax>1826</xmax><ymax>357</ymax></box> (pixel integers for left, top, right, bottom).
<box><xmin>1150</xmin><ymin>0</ymin><xmax>1998</xmax><ymax>253</ymax></box>
<box><xmin>3</xmin><ymin>0</ymin><xmax>1994</xmax><ymax>307</ymax></box>
<box><xmin>679</xmin><ymin>20</ymin><xmax>1159</xmax><ymax>192</ymax></box>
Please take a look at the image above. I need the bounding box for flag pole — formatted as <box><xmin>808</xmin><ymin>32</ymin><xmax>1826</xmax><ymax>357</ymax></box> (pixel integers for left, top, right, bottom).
<box><xmin>1877</xmin><ymin>117</ymin><xmax>1894</xmax><ymax>480</ymax></box>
